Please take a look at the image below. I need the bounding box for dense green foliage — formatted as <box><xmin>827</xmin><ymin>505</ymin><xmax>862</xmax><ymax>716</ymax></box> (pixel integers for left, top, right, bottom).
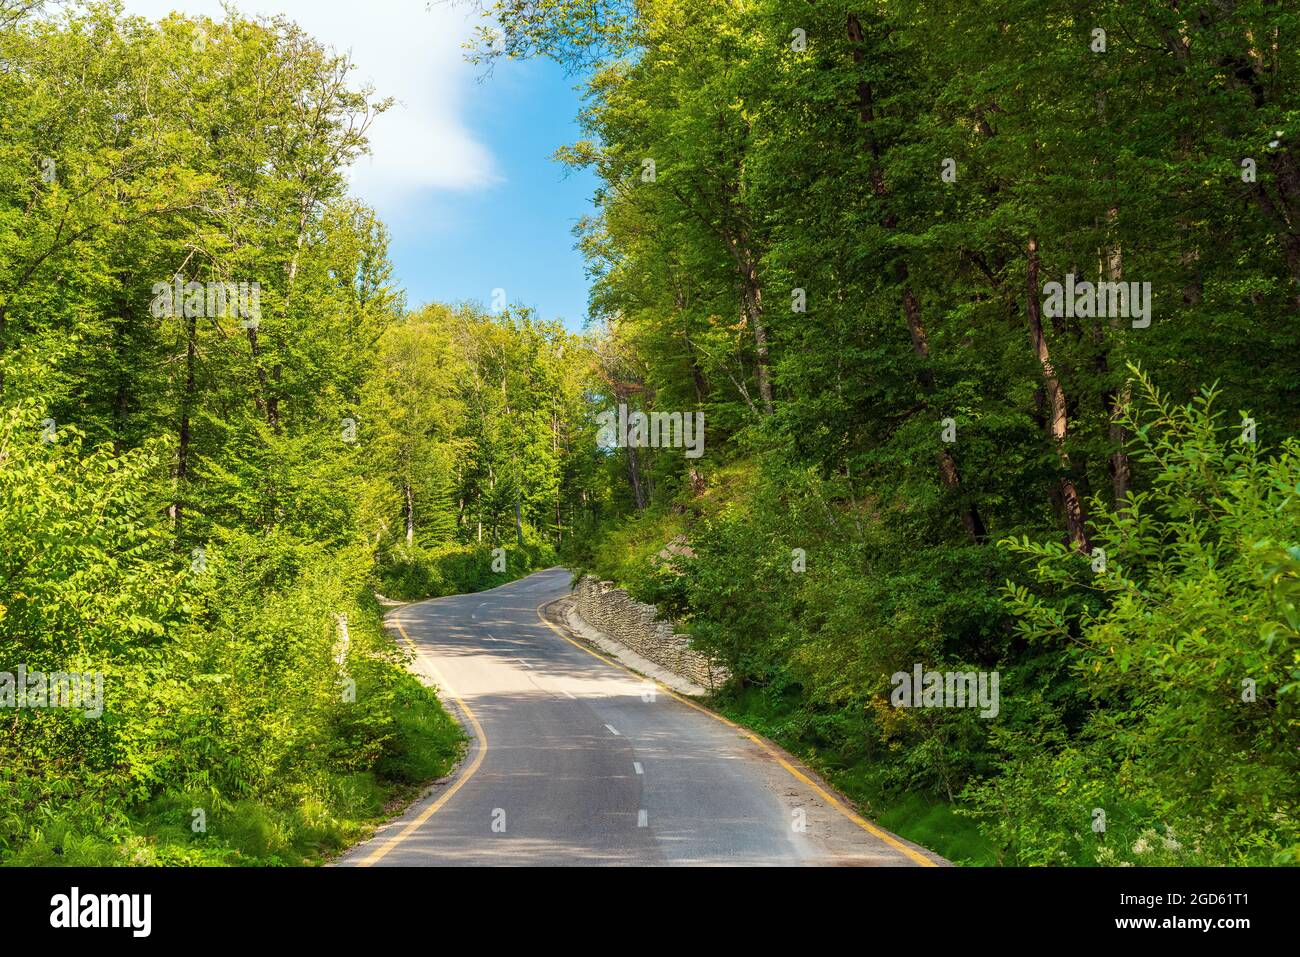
<box><xmin>479</xmin><ymin>0</ymin><xmax>1300</xmax><ymax>864</ymax></box>
<box><xmin>363</xmin><ymin>302</ymin><xmax>598</xmax><ymax>597</ymax></box>
<box><xmin>380</xmin><ymin>542</ymin><xmax>559</xmax><ymax>602</ymax></box>
<box><xmin>0</xmin><ymin>3</ymin><xmax>589</xmax><ymax>865</ymax></box>
<box><xmin>982</xmin><ymin>374</ymin><xmax>1300</xmax><ymax>864</ymax></box>
<box><xmin>4</xmin><ymin>0</ymin><xmax>1298</xmax><ymax>868</ymax></box>
<box><xmin>0</xmin><ymin>396</ymin><xmax>465</xmax><ymax>864</ymax></box>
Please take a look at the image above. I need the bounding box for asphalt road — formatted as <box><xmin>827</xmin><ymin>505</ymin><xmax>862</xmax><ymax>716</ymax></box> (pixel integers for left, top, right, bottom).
<box><xmin>339</xmin><ymin>567</ymin><xmax>945</xmax><ymax>867</ymax></box>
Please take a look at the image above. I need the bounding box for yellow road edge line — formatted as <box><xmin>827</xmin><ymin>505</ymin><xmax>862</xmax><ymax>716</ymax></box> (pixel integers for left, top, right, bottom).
<box><xmin>356</xmin><ymin>609</ymin><xmax>488</xmax><ymax>867</ymax></box>
<box><xmin>535</xmin><ymin>598</ymin><xmax>938</xmax><ymax>868</ymax></box>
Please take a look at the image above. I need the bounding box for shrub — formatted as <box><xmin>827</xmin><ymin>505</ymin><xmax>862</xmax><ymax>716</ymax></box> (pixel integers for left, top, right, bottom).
<box><xmin>966</xmin><ymin>371</ymin><xmax>1300</xmax><ymax>865</ymax></box>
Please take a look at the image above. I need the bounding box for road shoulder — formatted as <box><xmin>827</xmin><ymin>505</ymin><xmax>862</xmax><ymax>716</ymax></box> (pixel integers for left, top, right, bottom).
<box><xmin>553</xmin><ymin>595</ymin><xmax>709</xmax><ymax>696</ymax></box>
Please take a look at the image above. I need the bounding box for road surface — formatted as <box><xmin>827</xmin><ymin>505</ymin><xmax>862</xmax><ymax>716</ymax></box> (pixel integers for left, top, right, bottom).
<box><xmin>339</xmin><ymin>567</ymin><xmax>945</xmax><ymax>867</ymax></box>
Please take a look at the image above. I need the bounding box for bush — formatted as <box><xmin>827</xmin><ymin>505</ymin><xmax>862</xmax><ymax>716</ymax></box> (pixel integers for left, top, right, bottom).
<box><xmin>965</xmin><ymin>372</ymin><xmax>1300</xmax><ymax>865</ymax></box>
<box><xmin>0</xmin><ymin>404</ymin><xmax>465</xmax><ymax>866</ymax></box>
<box><xmin>377</xmin><ymin>540</ymin><xmax>558</xmax><ymax>601</ymax></box>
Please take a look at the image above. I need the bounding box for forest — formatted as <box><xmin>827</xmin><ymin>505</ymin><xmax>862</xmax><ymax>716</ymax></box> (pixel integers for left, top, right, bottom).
<box><xmin>0</xmin><ymin>1</ymin><xmax>593</xmax><ymax>864</ymax></box>
<box><xmin>1</xmin><ymin>0</ymin><xmax>1297</xmax><ymax>867</ymax></box>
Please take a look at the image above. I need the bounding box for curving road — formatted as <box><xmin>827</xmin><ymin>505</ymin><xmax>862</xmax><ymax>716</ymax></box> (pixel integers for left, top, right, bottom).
<box><xmin>339</xmin><ymin>567</ymin><xmax>945</xmax><ymax>867</ymax></box>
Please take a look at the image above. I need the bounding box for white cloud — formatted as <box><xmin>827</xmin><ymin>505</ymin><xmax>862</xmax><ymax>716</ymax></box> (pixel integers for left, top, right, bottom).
<box><xmin>121</xmin><ymin>0</ymin><xmax>498</xmax><ymax>205</ymax></box>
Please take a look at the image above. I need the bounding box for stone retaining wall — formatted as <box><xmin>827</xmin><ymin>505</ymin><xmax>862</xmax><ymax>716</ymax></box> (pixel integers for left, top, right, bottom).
<box><xmin>573</xmin><ymin>576</ymin><xmax>727</xmax><ymax>691</ymax></box>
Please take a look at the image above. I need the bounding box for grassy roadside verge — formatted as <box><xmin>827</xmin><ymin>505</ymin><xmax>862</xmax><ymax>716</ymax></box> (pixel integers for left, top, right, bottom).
<box><xmin>135</xmin><ymin>668</ymin><xmax>466</xmax><ymax>867</ymax></box>
<box><xmin>3</xmin><ymin>547</ymin><xmax>546</xmax><ymax>868</ymax></box>
<box><xmin>4</xmin><ymin>602</ymin><xmax>466</xmax><ymax>868</ymax></box>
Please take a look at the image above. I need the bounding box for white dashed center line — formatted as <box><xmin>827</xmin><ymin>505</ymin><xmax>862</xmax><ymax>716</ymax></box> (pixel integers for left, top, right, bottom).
<box><xmin>633</xmin><ymin>762</ymin><xmax>643</xmax><ymax>775</ymax></box>
<box><xmin>605</xmin><ymin>724</ymin><xmax>620</xmax><ymax>736</ymax></box>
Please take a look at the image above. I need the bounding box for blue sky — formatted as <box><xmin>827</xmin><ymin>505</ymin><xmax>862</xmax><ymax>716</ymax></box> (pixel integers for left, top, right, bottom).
<box><xmin>123</xmin><ymin>0</ymin><xmax>598</xmax><ymax>329</ymax></box>
<box><xmin>381</xmin><ymin>61</ymin><xmax>598</xmax><ymax>329</ymax></box>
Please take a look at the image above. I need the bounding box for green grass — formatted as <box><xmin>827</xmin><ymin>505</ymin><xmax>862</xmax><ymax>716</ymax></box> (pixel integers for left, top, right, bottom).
<box><xmin>2</xmin><ymin>672</ymin><xmax>464</xmax><ymax>867</ymax></box>
<box><xmin>374</xmin><ymin>682</ymin><xmax>466</xmax><ymax>787</ymax></box>
<box><xmin>835</xmin><ymin>769</ymin><xmax>1000</xmax><ymax>866</ymax></box>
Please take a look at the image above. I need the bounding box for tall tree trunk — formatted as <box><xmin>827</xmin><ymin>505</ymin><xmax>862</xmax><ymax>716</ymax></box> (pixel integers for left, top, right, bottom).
<box><xmin>1096</xmin><ymin>214</ymin><xmax>1132</xmax><ymax>506</ymax></box>
<box><xmin>404</xmin><ymin>480</ymin><xmax>415</xmax><ymax>545</ymax></box>
<box><xmin>675</xmin><ymin>294</ymin><xmax>710</xmax><ymax>405</ymax></box>
<box><xmin>1105</xmin><ymin>385</ymin><xmax>1131</xmax><ymax>506</ymax></box>
<box><xmin>1027</xmin><ymin>236</ymin><xmax>1090</xmax><ymax>554</ymax></box>
<box><xmin>625</xmin><ymin>441</ymin><xmax>647</xmax><ymax>511</ymax></box>
<box><xmin>112</xmin><ymin>286</ymin><xmax>131</xmax><ymax>455</ymax></box>
<box><xmin>901</xmin><ymin>287</ymin><xmax>936</xmax><ymax>393</ymax></box>
<box><xmin>743</xmin><ymin>263</ymin><xmax>773</xmax><ymax>414</ymax></box>
<box><xmin>904</xmin><ymin>286</ymin><xmax>988</xmax><ymax>542</ymax></box>
<box><xmin>1159</xmin><ymin>19</ymin><xmax>1300</xmax><ymax>306</ymax></box>
<box><xmin>268</xmin><ymin>366</ymin><xmax>281</xmax><ymax>433</ymax></box>
<box><xmin>171</xmin><ymin>311</ymin><xmax>198</xmax><ymax>539</ymax></box>
<box><xmin>723</xmin><ymin>233</ymin><xmax>773</xmax><ymax>414</ymax></box>
<box><xmin>246</xmin><ymin>324</ymin><xmax>273</xmax><ymax>426</ymax></box>
<box><xmin>850</xmin><ymin>11</ymin><xmax>986</xmax><ymax>543</ymax></box>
